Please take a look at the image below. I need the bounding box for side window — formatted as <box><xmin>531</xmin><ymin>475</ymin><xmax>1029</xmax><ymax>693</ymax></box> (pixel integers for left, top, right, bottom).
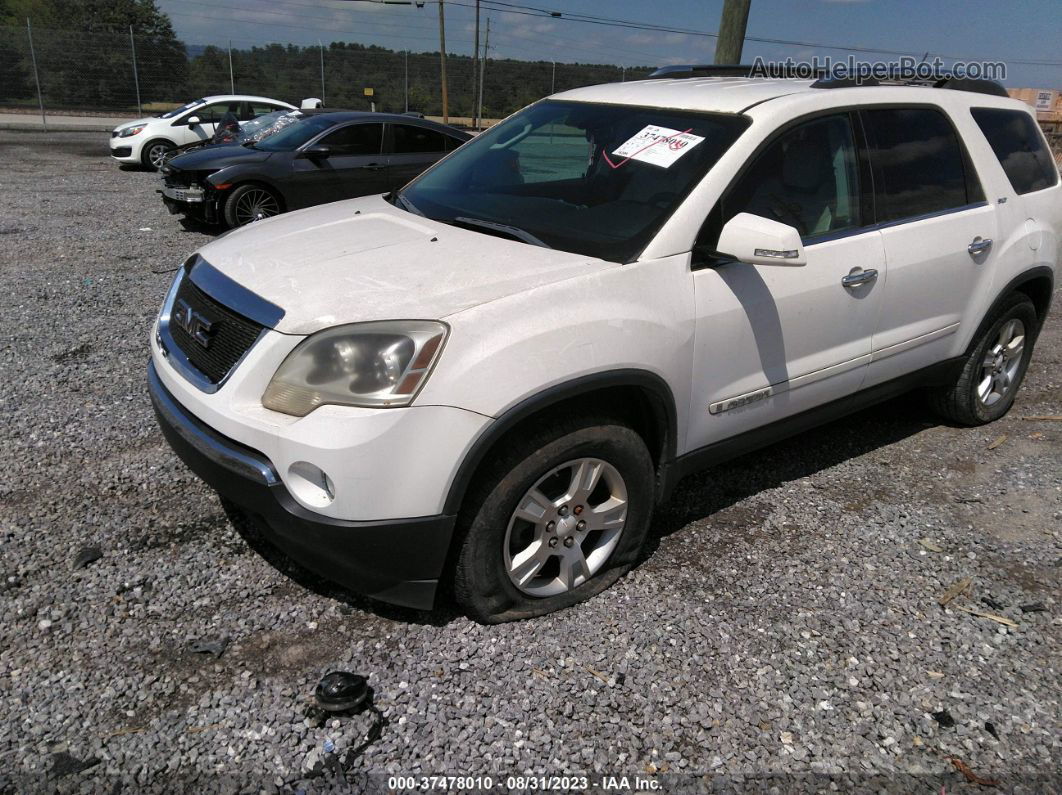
<box><xmin>971</xmin><ymin>108</ymin><xmax>1058</xmax><ymax>195</ymax></box>
<box><xmin>444</xmin><ymin>134</ymin><xmax>466</xmax><ymax>152</ymax></box>
<box><xmin>197</xmin><ymin>102</ymin><xmax>240</xmax><ymax>124</ymax></box>
<box><xmin>862</xmin><ymin>107</ymin><xmax>979</xmax><ymax>222</ymax></box>
<box><xmin>708</xmin><ymin>114</ymin><xmax>862</xmax><ymax>244</ymax></box>
<box><xmin>392</xmin><ymin>124</ymin><xmax>447</xmax><ymax>154</ymax></box>
<box><xmin>246</xmin><ymin>102</ymin><xmax>279</xmax><ymax>119</ymax></box>
<box><xmin>319</xmin><ymin>123</ymin><xmax>383</xmax><ymax>155</ymax></box>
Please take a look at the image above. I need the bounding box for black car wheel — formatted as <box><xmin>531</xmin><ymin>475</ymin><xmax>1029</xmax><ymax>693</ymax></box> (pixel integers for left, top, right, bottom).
<box><xmin>224</xmin><ymin>184</ymin><xmax>282</xmax><ymax>227</ymax></box>
<box><xmin>141</xmin><ymin>140</ymin><xmax>174</xmax><ymax>170</ymax></box>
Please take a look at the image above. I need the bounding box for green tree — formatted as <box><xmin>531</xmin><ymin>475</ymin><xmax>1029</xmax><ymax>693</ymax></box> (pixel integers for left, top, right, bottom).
<box><xmin>0</xmin><ymin>0</ymin><xmax>187</xmax><ymax>109</ymax></box>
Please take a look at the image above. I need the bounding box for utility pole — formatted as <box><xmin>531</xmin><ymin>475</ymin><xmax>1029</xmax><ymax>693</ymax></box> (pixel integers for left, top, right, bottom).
<box><xmin>472</xmin><ymin>0</ymin><xmax>480</xmax><ymax>126</ymax></box>
<box><xmin>404</xmin><ymin>50</ymin><xmax>409</xmax><ymax>113</ymax></box>
<box><xmin>437</xmin><ymin>0</ymin><xmax>448</xmax><ymax>123</ymax></box>
<box><xmin>714</xmin><ymin>0</ymin><xmax>751</xmax><ymax>64</ymax></box>
<box><xmin>26</xmin><ymin>18</ymin><xmax>46</xmax><ymax>132</ymax></box>
<box><xmin>476</xmin><ymin>16</ymin><xmax>489</xmax><ymax>127</ymax></box>
<box><xmin>551</xmin><ymin>60</ymin><xmax>556</xmax><ymax>94</ymax></box>
<box><xmin>318</xmin><ymin>40</ymin><xmax>326</xmax><ymax>104</ymax></box>
<box><xmin>129</xmin><ymin>26</ymin><xmax>142</xmax><ymax>116</ymax></box>
<box><xmin>227</xmin><ymin>39</ymin><xmax>235</xmax><ymax>93</ymax></box>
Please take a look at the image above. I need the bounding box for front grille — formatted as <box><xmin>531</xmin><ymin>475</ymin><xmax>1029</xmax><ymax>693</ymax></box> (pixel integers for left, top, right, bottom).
<box><xmin>168</xmin><ymin>275</ymin><xmax>264</xmax><ymax>384</ymax></box>
<box><xmin>162</xmin><ymin>167</ymin><xmax>192</xmax><ymax>188</ymax></box>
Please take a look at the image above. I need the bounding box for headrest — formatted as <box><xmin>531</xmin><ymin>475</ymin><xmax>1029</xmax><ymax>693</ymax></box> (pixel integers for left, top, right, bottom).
<box><xmin>782</xmin><ymin>139</ymin><xmax>829</xmax><ymax>192</ymax></box>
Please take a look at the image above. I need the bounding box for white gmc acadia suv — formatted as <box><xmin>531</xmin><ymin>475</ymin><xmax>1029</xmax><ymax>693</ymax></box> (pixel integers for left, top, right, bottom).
<box><xmin>148</xmin><ymin>73</ymin><xmax>1060</xmax><ymax>623</ymax></box>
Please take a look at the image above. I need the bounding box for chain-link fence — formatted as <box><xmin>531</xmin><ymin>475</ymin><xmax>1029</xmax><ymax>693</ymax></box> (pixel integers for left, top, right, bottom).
<box><xmin>0</xmin><ymin>24</ymin><xmax>653</xmax><ymax>125</ymax></box>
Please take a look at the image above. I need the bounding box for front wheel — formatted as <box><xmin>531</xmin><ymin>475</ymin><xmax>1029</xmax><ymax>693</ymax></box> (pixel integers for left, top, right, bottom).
<box><xmin>454</xmin><ymin>419</ymin><xmax>654</xmax><ymax>623</ymax></box>
<box><xmin>141</xmin><ymin>140</ymin><xmax>174</xmax><ymax>170</ymax></box>
<box><xmin>223</xmin><ymin>184</ymin><xmax>282</xmax><ymax>227</ymax></box>
<box><xmin>928</xmin><ymin>293</ymin><xmax>1038</xmax><ymax>425</ymax></box>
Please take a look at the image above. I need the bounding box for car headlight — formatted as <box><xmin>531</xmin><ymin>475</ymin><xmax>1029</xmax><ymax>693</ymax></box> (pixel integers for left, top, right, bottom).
<box><xmin>119</xmin><ymin>124</ymin><xmax>147</xmax><ymax>138</ymax></box>
<box><xmin>262</xmin><ymin>320</ymin><xmax>448</xmax><ymax>416</ymax></box>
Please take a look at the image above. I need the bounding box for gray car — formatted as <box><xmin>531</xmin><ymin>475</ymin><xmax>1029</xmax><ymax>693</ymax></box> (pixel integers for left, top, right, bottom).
<box><xmin>158</xmin><ymin>112</ymin><xmax>471</xmax><ymax>227</ymax></box>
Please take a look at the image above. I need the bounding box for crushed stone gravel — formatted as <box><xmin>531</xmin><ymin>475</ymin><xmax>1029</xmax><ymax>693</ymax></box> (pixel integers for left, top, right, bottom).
<box><xmin>0</xmin><ymin>131</ymin><xmax>1059</xmax><ymax>793</ymax></box>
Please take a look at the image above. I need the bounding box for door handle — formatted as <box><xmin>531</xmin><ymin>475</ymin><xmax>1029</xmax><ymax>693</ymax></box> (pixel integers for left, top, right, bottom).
<box><xmin>842</xmin><ymin>268</ymin><xmax>878</xmax><ymax>288</ymax></box>
<box><xmin>968</xmin><ymin>236</ymin><xmax>993</xmax><ymax>257</ymax></box>
<box><xmin>358</xmin><ymin>163</ymin><xmax>384</xmax><ymax>171</ymax></box>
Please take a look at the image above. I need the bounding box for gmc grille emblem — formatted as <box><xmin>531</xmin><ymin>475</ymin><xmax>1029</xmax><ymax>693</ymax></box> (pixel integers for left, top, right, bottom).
<box><xmin>172</xmin><ymin>298</ymin><xmax>215</xmax><ymax>349</ymax></box>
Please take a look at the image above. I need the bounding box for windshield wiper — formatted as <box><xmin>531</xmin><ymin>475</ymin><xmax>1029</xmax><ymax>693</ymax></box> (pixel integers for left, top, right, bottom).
<box><xmin>394</xmin><ymin>192</ymin><xmax>425</xmax><ymax>217</ymax></box>
<box><xmin>452</xmin><ymin>216</ymin><xmax>551</xmax><ymax>249</ymax></box>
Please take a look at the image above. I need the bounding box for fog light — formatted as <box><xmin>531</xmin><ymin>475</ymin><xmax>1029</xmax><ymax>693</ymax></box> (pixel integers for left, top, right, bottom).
<box><xmin>287</xmin><ymin>461</ymin><xmax>335</xmax><ymax>507</ymax></box>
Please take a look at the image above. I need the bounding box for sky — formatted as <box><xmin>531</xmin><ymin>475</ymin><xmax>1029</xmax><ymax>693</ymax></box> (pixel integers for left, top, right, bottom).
<box><xmin>156</xmin><ymin>0</ymin><xmax>1062</xmax><ymax>89</ymax></box>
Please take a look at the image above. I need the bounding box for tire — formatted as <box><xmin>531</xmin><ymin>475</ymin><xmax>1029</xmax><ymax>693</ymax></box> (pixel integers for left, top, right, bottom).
<box><xmin>453</xmin><ymin>417</ymin><xmax>654</xmax><ymax>623</ymax></box>
<box><xmin>141</xmin><ymin>139</ymin><xmax>174</xmax><ymax>170</ymax></box>
<box><xmin>928</xmin><ymin>293</ymin><xmax>1039</xmax><ymax>426</ymax></box>
<box><xmin>223</xmin><ymin>183</ymin><xmax>282</xmax><ymax>228</ymax></box>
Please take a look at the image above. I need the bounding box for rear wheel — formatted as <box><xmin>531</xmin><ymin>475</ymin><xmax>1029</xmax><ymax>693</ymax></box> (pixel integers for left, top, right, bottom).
<box><xmin>141</xmin><ymin>139</ymin><xmax>173</xmax><ymax>170</ymax></box>
<box><xmin>453</xmin><ymin>418</ymin><xmax>654</xmax><ymax>623</ymax></box>
<box><xmin>929</xmin><ymin>293</ymin><xmax>1038</xmax><ymax>425</ymax></box>
<box><xmin>224</xmin><ymin>184</ymin><xmax>282</xmax><ymax>227</ymax></box>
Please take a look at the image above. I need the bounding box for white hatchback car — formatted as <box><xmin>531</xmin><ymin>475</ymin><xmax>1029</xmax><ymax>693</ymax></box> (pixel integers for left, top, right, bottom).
<box><xmin>110</xmin><ymin>94</ymin><xmax>296</xmax><ymax>169</ymax></box>
<box><xmin>148</xmin><ymin>73</ymin><xmax>1060</xmax><ymax>622</ymax></box>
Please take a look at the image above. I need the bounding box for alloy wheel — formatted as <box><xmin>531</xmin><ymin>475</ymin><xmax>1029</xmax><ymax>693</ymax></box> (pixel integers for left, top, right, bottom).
<box><xmin>977</xmin><ymin>318</ymin><xmax>1025</xmax><ymax>406</ymax></box>
<box><xmin>233</xmin><ymin>188</ymin><xmax>280</xmax><ymax>225</ymax></box>
<box><xmin>503</xmin><ymin>458</ymin><xmax>628</xmax><ymax>597</ymax></box>
<box><xmin>147</xmin><ymin>143</ymin><xmax>170</xmax><ymax>169</ymax></box>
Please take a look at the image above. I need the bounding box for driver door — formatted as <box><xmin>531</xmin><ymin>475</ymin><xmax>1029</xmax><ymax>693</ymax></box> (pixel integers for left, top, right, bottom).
<box><xmin>288</xmin><ymin>122</ymin><xmax>387</xmax><ymax>207</ymax></box>
<box><xmin>686</xmin><ymin>113</ymin><xmax>885</xmax><ymax>451</ymax></box>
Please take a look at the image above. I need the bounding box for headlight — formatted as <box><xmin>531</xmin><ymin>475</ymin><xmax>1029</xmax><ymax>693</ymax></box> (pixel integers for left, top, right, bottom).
<box><xmin>262</xmin><ymin>320</ymin><xmax>448</xmax><ymax>416</ymax></box>
<box><xmin>119</xmin><ymin>124</ymin><xmax>146</xmax><ymax>138</ymax></box>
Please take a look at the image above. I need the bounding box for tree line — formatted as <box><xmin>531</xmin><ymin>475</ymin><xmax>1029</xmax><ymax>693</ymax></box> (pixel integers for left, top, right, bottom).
<box><xmin>0</xmin><ymin>0</ymin><xmax>652</xmax><ymax>118</ymax></box>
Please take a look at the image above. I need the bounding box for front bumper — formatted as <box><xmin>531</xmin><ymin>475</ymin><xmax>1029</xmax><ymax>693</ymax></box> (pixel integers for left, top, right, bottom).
<box><xmin>148</xmin><ymin>360</ymin><xmax>456</xmax><ymax>610</ymax></box>
<box><xmin>110</xmin><ymin>137</ymin><xmax>140</xmax><ymax>162</ymax></box>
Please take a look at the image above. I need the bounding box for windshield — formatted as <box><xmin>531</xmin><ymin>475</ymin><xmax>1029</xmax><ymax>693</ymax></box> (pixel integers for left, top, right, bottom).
<box><xmin>252</xmin><ymin>115</ymin><xmax>337</xmax><ymax>151</ymax></box>
<box><xmin>159</xmin><ymin>99</ymin><xmax>205</xmax><ymax>119</ymax></box>
<box><xmin>398</xmin><ymin>100</ymin><xmax>749</xmax><ymax>262</ymax></box>
<box><xmin>238</xmin><ymin>110</ymin><xmax>288</xmax><ymax>137</ymax></box>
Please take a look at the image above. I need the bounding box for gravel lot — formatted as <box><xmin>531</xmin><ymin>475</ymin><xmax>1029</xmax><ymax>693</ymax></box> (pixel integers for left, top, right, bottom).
<box><xmin>0</xmin><ymin>130</ymin><xmax>1059</xmax><ymax>793</ymax></box>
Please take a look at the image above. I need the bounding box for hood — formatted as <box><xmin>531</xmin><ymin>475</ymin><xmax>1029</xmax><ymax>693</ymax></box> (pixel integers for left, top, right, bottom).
<box><xmin>195</xmin><ymin>195</ymin><xmax>617</xmax><ymax>335</ymax></box>
<box><xmin>168</xmin><ymin>145</ymin><xmax>273</xmax><ymax>171</ymax></box>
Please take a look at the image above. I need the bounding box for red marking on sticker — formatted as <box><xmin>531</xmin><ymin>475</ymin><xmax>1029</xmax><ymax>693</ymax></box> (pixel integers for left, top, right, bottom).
<box><xmin>602</xmin><ymin>127</ymin><xmax>694</xmax><ymax>170</ymax></box>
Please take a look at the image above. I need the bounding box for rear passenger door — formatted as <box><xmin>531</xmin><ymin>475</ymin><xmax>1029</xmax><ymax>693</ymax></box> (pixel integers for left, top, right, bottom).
<box><xmin>860</xmin><ymin>106</ymin><xmax>997</xmax><ymax>386</ymax></box>
<box><xmin>386</xmin><ymin>123</ymin><xmax>456</xmax><ymax>189</ymax></box>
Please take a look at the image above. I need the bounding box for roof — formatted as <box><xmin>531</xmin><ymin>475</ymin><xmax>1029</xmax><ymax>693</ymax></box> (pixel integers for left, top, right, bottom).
<box><xmin>200</xmin><ymin>94</ymin><xmax>296</xmax><ymax>107</ymax></box>
<box><xmin>552</xmin><ymin>77</ymin><xmax>816</xmax><ymax>114</ymax></box>
<box><xmin>551</xmin><ymin>76</ymin><xmax>1024</xmax><ymax>116</ymax></box>
<box><xmin>297</xmin><ymin>111</ymin><xmax>472</xmax><ymax>135</ymax></box>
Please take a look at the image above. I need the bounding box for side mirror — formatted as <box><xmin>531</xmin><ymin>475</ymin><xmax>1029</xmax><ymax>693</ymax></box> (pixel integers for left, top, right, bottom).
<box><xmin>186</xmin><ymin>115</ymin><xmax>201</xmax><ymax>128</ymax></box>
<box><xmin>299</xmin><ymin>144</ymin><xmax>332</xmax><ymax>159</ymax></box>
<box><xmin>716</xmin><ymin>212</ymin><xmax>806</xmax><ymax>266</ymax></box>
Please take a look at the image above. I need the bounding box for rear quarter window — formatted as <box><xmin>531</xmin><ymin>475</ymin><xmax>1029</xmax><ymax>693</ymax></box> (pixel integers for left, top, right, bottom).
<box><xmin>971</xmin><ymin>108</ymin><xmax>1059</xmax><ymax>195</ymax></box>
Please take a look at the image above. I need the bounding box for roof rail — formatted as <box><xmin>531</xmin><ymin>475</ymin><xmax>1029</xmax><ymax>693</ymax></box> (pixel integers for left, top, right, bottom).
<box><xmin>810</xmin><ymin>72</ymin><xmax>1007</xmax><ymax>97</ymax></box>
<box><xmin>651</xmin><ymin>64</ymin><xmax>1008</xmax><ymax>98</ymax></box>
<box><xmin>647</xmin><ymin>64</ymin><xmax>825</xmax><ymax>79</ymax></box>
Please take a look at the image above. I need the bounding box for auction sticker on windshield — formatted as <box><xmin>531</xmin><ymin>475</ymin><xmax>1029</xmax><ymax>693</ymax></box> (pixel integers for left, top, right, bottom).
<box><xmin>610</xmin><ymin>125</ymin><xmax>705</xmax><ymax>168</ymax></box>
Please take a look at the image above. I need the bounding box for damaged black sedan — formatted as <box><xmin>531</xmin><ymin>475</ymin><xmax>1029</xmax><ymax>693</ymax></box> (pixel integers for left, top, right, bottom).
<box><xmin>159</xmin><ymin>111</ymin><xmax>470</xmax><ymax>227</ymax></box>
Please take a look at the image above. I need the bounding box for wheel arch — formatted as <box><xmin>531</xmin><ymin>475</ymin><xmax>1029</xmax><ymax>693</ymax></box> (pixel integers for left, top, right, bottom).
<box><xmin>970</xmin><ymin>266</ymin><xmax>1054</xmax><ymax>351</ymax></box>
<box><xmin>140</xmin><ymin>137</ymin><xmax>175</xmax><ymax>164</ymax></box>
<box><xmin>441</xmin><ymin>369</ymin><xmax>678</xmax><ymax>517</ymax></box>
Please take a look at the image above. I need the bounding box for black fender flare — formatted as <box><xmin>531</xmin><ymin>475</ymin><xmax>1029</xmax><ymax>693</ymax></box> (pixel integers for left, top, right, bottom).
<box><xmin>966</xmin><ymin>266</ymin><xmax>1054</xmax><ymax>353</ymax></box>
<box><xmin>442</xmin><ymin>369</ymin><xmax>679</xmax><ymax>516</ymax></box>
